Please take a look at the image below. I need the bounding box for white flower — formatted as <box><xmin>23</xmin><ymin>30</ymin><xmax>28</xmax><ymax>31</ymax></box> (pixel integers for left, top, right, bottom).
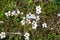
<box><xmin>24</xmin><ymin>32</ymin><xmax>30</xmax><ymax>37</ymax></box>
<box><xmin>36</xmin><ymin>6</ymin><xmax>41</xmax><ymax>10</ymax></box>
<box><xmin>21</xmin><ymin>12</ymin><xmax>23</xmax><ymax>15</ymax></box>
<box><xmin>30</xmin><ymin>14</ymin><xmax>36</xmax><ymax>19</ymax></box>
<box><xmin>15</xmin><ymin>14</ymin><xmax>18</xmax><ymax>17</ymax></box>
<box><xmin>24</xmin><ymin>32</ymin><xmax>30</xmax><ymax>40</ymax></box>
<box><xmin>5</xmin><ymin>12</ymin><xmax>8</xmax><ymax>17</ymax></box>
<box><xmin>21</xmin><ymin>17</ymin><xmax>26</xmax><ymax>25</ymax></box>
<box><xmin>11</xmin><ymin>10</ymin><xmax>16</xmax><ymax>16</ymax></box>
<box><xmin>25</xmin><ymin>37</ymin><xmax>29</xmax><ymax>40</ymax></box>
<box><xmin>51</xmin><ymin>28</ymin><xmax>53</xmax><ymax>30</ymax></box>
<box><xmin>5</xmin><ymin>10</ymin><xmax>20</xmax><ymax>17</ymax></box>
<box><xmin>42</xmin><ymin>23</ymin><xmax>47</xmax><ymax>28</ymax></box>
<box><xmin>26</xmin><ymin>19</ymin><xmax>31</xmax><ymax>24</ymax></box>
<box><xmin>5</xmin><ymin>11</ymin><xmax>11</xmax><ymax>17</ymax></box>
<box><xmin>26</xmin><ymin>14</ymin><xmax>30</xmax><ymax>19</ymax></box>
<box><xmin>23</xmin><ymin>17</ymin><xmax>26</xmax><ymax>20</ymax></box>
<box><xmin>26</xmin><ymin>12</ymin><xmax>36</xmax><ymax>19</ymax></box>
<box><xmin>17</xmin><ymin>9</ymin><xmax>20</xmax><ymax>14</ymax></box>
<box><xmin>32</xmin><ymin>21</ymin><xmax>38</xmax><ymax>29</ymax></box>
<box><xmin>32</xmin><ymin>26</ymin><xmax>37</xmax><ymax>29</ymax></box>
<box><xmin>0</xmin><ymin>32</ymin><xmax>6</xmax><ymax>39</ymax></box>
<box><xmin>26</xmin><ymin>12</ymin><xmax>32</xmax><ymax>19</ymax></box>
<box><xmin>36</xmin><ymin>16</ymin><xmax>40</xmax><ymax>21</ymax></box>
<box><xmin>57</xmin><ymin>13</ymin><xmax>60</xmax><ymax>17</ymax></box>
<box><xmin>21</xmin><ymin>19</ymin><xmax>25</xmax><ymax>25</ymax></box>
<box><xmin>8</xmin><ymin>11</ymin><xmax>11</xmax><ymax>14</ymax></box>
<box><xmin>36</xmin><ymin>10</ymin><xmax>41</xmax><ymax>14</ymax></box>
<box><xmin>36</xmin><ymin>5</ymin><xmax>41</xmax><ymax>14</ymax></box>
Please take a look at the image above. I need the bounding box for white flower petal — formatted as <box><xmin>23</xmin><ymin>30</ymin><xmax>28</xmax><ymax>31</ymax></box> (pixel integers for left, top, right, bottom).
<box><xmin>32</xmin><ymin>26</ymin><xmax>37</xmax><ymax>29</ymax></box>
<box><xmin>11</xmin><ymin>10</ymin><xmax>16</xmax><ymax>16</ymax></box>
<box><xmin>36</xmin><ymin>10</ymin><xmax>41</xmax><ymax>14</ymax></box>
<box><xmin>8</xmin><ymin>11</ymin><xmax>11</xmax><ymax>14</ymax></box>
<box><xmin>23</xmin><ymin>17</ymin><xmax>26</xmax><ymax>20</ymax></box>
<box><xmin>21</xmin><ymin>12</ymin><xmax>23</xmax><ymax>15</ymax></box>
<box><xmin>5</xmin><ymin>12</ymin><xmax>8</xmax><ymax>16</ymax></box>
<box><xmin>17</xmin><ymin>9</ymin><xmax>20</xmax><ymax>14</ymax></box>
<box><xmin>57</xmin><ymin>13</ymin><xmax>60</xmax><ymax>16</ymax></box>
<box><xmin>51</xmin><ymin>28</ymin><xmax>53</xmax><ymax>30</ymax></box>
<box><xmin>25</xmin><ymin>37</ymin><xmax>29</xmax><ymax>40</ymax></box>
<box><xmin>36</xmin><ymin>6</ymin><xmax>41</xmax><ymax>10</ymax></box>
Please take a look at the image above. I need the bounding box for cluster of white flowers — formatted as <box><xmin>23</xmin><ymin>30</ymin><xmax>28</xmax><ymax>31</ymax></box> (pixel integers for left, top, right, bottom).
<box><xmin>36</xmin><ymin>5</ymin><xmax>41</xmax><ymax>14</ymax></box>
<box><xmin>21</xmin><ymin>16</ymin><xmax>32</xmax><ymax>25</ymax></box>
<box><xmin>42</xmin><ymin>23</ymin><xmax>47</xmax><ymax>28</ymax></box>
<box><xmin>21</xmin><ymin>5</ymin><xmax>41</xmax><ymax>29</ymax></box>
<box><xmin>5</xmin><ymin>9</ymin><xmax>20</xmax><ymax>17</ymax></box>
<box><xmin>4</xmin><ymin>5</ymin><xmax>42</xmax><ymax>39</ymax></box>
<box><xmin>24</xmin><ymin>32</ymin><xmax>30</xmax><ymax>40</ymax></box>
<box><xmin>0</xmin><ymin>32</ymin><xmax>6</xmax><ymax>39</ymax></box>
<box><xmin>21</xmin><ymin>12</ymin><xmax>40</xmax><ymax>29</ymax></box>
<box><xmin>31</xmin><ymin>5</ymin><xmax>41</xmax><ymax>29</ymax></box>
